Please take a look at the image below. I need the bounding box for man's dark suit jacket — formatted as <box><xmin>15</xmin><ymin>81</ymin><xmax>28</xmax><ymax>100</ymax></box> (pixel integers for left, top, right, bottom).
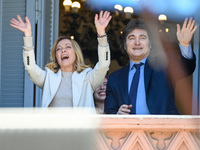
<box><xmin>104</xmin><ymin>54</ymin><xmax>196</xmax><ymax>115</ymax></box>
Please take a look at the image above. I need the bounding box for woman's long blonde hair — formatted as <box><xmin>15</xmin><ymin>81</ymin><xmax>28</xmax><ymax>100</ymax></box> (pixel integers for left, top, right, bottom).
<box><xmin>45</xmin><ymin>36</ymin><xmax>90</xmax><ymax>73</ymax></box>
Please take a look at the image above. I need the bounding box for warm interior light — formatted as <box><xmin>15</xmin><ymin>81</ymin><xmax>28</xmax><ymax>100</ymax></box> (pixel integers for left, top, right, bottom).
<box><xmin>70</xmin><ymin>36</ymin><xmax>74</xmax><ymax>39</ymax></box>
<box><xmin>165</xmin><ymin>28</ymin><xmax>169</xmax><ymax>32</ymax></box>
<box><xmin>63</xmin><ymin>0</ymin><xmax>72</xmax><ymax>6</ymax></box>
<box><xmin>158</xmin><ymin>14</ymin><xmax>167</xmax><ymax>21</ymax></box>
<box><xmin>114</xmin><ymin>4</ymin><xmax>123</xmax><ymax>11</ymax></box>
<box><xmin>124</xmin><ymin>7</ymin><xmax>134</xmax><ymax>13</ymax></box>
<box><xmin>72</xmin><ymin>1</ymin><xmax>81</xmax><ymax>8</ymax></box>
<box><xmin>63</xmin><ymin>0</ymin><xmax>72</xmax><ymax>12</ymax></box>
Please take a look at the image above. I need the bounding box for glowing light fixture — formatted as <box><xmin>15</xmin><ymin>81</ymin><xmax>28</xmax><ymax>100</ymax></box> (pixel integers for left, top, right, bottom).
<box><xmin>158</xmin><ymin>14</ymin><xmax>167</xmax><ymax>21</ymax></box>
<box><xmin>124</xmin><ymin>7</ymin><xmax>134</xmax><ymax>13</ymax></box>
<box><xmin>114</xmin><ymin>4</ymin><xmax>123</xmax><ymax>11</ymax></box>
<box><xmin>72</xmin><ymin>1</ymin><xmax>81</xmax><ymax>9</ymax></box>
<box><xmin>124</xmin><ymin>7</ymin><xmax>134</xmax><ymax>19</ymax></box>
<box><xmin>72</xmin><ymin>1</ymin><xmax>81</xmax><ymax>13</ymax></box>
<box><xmin>63</xmin><ymin>0</ymin><xmax>72</xmax><ymax>12</ymax></box>
<box><xmin>63</xmin><ymin>0</ymin><xmax>72</xmax><ymax>6</ymax></box>
<box><xmin>70</xmin><ymin>36</ymin><xmax>74</xmax><ymax>39</ymax></box>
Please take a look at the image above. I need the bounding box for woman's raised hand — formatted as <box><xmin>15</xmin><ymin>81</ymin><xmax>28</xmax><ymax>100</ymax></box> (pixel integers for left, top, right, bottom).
<box><xmin>10</xmin><ymin>15</ymin><xmax>32</xmax><ymax>37</ymax></box>
<box><xmin>94</xmin><ymin>11</ymin><xmax>112</xmax><ymax>35</ymax></box>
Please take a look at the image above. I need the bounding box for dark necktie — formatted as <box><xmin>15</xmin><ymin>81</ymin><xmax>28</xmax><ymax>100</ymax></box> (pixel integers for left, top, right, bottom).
<box><xmin>129</xmin><ymin>63</ymin><xmax>143</xmax><ymax>114</ymax></box>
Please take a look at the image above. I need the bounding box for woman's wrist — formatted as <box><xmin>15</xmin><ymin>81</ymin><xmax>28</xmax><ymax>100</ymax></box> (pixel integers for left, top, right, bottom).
<box><xmin>97</xmin><ymin>33</ymin><xmax>107</xmax><ymax>38</ymax></box>
<box><xmin>24</xmin><ymin>31</ymin><xmax>32</xmax><ymax>37</ymax></box>
<box><xmin>96</xmin><ymin>28</ymin><xmax>106</xmax><ymax>35</ymax></box>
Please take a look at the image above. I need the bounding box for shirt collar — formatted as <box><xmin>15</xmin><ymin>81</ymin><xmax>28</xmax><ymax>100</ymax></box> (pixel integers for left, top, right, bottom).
<box><xmin>129</xmin><ymin>57</ymin><xmax>148</xmax><ymax>71</ymax></box>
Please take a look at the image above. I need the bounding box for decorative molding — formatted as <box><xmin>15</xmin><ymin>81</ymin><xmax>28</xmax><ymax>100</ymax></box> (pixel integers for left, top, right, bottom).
<box><xmin>95</xmin><ymin>116</ymin><xmax>200</xmax><ymax>150</ymax></box>
<box><xmin>150</xmin><ymin>132</ymin><xmax>173</xmax><ymax>149</ymax></box>
<box><xmin>94</xmin><ymin>131</ymin><xmax>110</xmax><ymax>150</ymax></box>
<box><xmin>190</xmin><ymin>132</ymin><xmax>200</xmax><ymax>148</ymax></box>
<box><xmin>104</xmin><ymin>130</ymin><xmax>130</xmax><ymax>150</ymax></box>
<box><xmin>123</xmin><ymin>131</ymin><xmax>154</xmax><ymax>150</ymax></box>
<box><xmin>146</xmin><ymin>131</ymin><xmax>177</xmax><ymax>150</ymax></box>
<box><xmin>167</xmin><ymin>131</ymin><xmax>199</xmax><ymax>150</ymax></box>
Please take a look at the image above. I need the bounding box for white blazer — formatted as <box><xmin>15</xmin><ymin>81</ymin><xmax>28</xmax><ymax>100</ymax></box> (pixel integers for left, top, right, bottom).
<box><xmin>23</xmin><ymin>37</ymin><xmax>110</xmax><ymax>108</ymax></box>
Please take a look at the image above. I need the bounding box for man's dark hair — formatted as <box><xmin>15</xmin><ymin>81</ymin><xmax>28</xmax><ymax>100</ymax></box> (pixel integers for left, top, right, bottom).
<box><xmin>120</xmin><ymin>19</ymin><xmax>151</xmax><ymax>55</ymax></box>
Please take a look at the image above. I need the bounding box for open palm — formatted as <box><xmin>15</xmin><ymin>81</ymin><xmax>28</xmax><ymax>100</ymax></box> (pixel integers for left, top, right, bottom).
<box><xmin>94</xmin><ymin>11</ymin><xmax>112</xmax><ymax>35</ymax></box>
<box><xmin>10</xmin><ymin>15</ymin><xmax>32</xmax><ymax>36</ymax></box>
<box><xmin>177</xmin><ymin>17</ymin><xmax>197</xmax><ymax>47</ymax></box>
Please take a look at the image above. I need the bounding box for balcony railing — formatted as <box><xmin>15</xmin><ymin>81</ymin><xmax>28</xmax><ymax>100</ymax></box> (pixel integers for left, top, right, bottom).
<box><xmin>0</xmin><ymin>108</ymin><xmax>199</xmax><ymax>150</ymax></box>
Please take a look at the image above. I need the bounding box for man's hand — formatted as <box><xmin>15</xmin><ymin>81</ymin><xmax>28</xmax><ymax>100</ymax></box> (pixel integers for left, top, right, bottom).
<box><xmin>177</xmin><ymin>17</ymin><xmax>197</xmax><ymax>47</ymax></box>
<box><xmin>118</xmin><ymin>104</ymin><xmax>132</xmax><ymax>115</ymax></box>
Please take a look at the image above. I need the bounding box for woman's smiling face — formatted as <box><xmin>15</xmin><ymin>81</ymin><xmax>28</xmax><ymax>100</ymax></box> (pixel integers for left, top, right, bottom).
<box><xmin>94</xmin><ymin>78</ymin><xmax>108</xmax><ymax>102</ymax></box>
<box><xmin>56</xmin><ymin>39</ymin><xmax>76</xmax><ymax>72</ymax></box>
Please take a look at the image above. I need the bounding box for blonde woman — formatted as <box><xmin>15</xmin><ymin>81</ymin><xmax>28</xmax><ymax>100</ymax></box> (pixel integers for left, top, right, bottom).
<box><xmin>10</xmin><ymin>11</ymin><xmax>111</xmax><ymax>110</ymax></box>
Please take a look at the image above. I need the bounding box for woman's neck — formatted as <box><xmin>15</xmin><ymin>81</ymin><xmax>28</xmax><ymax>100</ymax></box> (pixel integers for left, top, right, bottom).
<box><xmin>61</xmin><ymin>67</ymin><xmax>74</xmax><ymax>72</ymax></box>
<box><xmin>95</xmin><ymin>101</ymin><xmax>104</xmax><ymax>114</ymax></box>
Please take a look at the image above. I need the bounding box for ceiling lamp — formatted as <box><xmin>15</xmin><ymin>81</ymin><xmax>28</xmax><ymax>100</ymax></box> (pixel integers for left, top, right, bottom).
<box><xmin>72</xmin><ymin>1</ymin><xmax>81</xmax><ymax>13</ymax></box>
<box><xmin>158</xmin><ymin>14</ymin><xmax>167</xmax><ymax>21</ymax></box>
<box><xmin>124</xmin><ymin>7</ymin><xmax>134</xmax><ymax>19</ymax></box>
<box><xmin>124</xmin><ymin>7</ymin><xmax>134</xmax><ymax>13</ymax></box>
<box><xmin>63</xmin><ymin>0</ymin><xmax>72</xmax><ymax>12</ymax></box>
<box><xmin>114</xmin><ymin>4</ymin><xmax>123</xmax><ymax>11</ymax></box>
<box><xmin>72</xmin><ymin>1</ymin><xmax>81</xmax><ymax>9</ymax></box>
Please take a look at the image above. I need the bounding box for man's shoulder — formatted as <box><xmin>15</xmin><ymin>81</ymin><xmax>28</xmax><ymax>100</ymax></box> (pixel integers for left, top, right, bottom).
<box><xmin>109</xmin><ymin>65</ymin><xmax>129</xmax><ymax>79</ymax></box>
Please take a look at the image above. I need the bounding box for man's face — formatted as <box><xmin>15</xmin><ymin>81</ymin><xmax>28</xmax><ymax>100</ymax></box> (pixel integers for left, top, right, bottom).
<box><xmin>126</xmin><ymin>28</ymin><xmax>151</xmax><ymax>62</ymax></box>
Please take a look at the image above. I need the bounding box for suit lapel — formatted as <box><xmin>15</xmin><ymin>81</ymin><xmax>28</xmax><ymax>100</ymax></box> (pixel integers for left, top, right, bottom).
<box><xmin>72</xmin><ymin>69</ymin><xmax>90</xmax><ymax>107</ymax></box>
<box><xmin>119</xmin><ymin>65</ymin><xmax>129</xmax><ymax>105</ymax></box>
<box><xmin>144</xmin><ymin>58</ymin><xmax>154</xmax><ymax>92</ymax></box>
<box><xmin>49</xmin><ymin>70</ymin><xmax>62</xmax><ymax>102</ymax></box>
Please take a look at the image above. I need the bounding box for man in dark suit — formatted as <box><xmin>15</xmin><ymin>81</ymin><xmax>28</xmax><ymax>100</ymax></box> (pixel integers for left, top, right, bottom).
<box><xmin>104</xmin><ymin>18</ymin><xmax>197</xmax><ymax>115</ymax></box>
